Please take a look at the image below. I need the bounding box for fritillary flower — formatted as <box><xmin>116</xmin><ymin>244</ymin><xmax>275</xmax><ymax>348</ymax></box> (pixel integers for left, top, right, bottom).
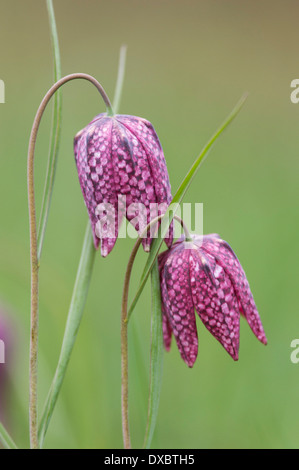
<box><xmin>158</xmin><ymin>234</ymin><xmax>267</xmax><ymax>367</ymax></box>
<box><xmin>74</xmin><ymin>114</ymin><xmax>172</xmax><ymax>257</ymax></box>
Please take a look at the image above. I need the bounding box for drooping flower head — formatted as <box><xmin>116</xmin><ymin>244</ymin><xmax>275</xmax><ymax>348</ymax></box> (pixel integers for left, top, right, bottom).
<box><xmin>74</xmin><ymin>114</ymin><xmax>172</xmax><ymax>257</ymax></box>
<box><xmin>158</xmin><ymin>234</ymin><xmax>267</xmax><ymax>367</ymax></box>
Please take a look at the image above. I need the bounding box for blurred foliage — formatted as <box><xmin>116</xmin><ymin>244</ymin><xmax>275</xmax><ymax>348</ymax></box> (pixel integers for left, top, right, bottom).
<box><xmin>0</xmin><ymin>0</ymin><xmax>298</xmax><ymax>449</ymax></box>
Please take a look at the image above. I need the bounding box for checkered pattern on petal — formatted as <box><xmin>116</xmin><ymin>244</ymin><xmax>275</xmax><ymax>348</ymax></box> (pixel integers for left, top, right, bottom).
<box><xmin>158</xmin><ymin>234</ymin><xmax>267</xmax><ymax>366</ymax></box>
<box><xmin>159</xmin><ymin>246</ymin><xmax>198</xmax><ymax>367</ymax></box>
<box><xmin>201</xmin><ymin>235</ymin><xmax>267</xmax><ymax>345</ymax></box>
<box><xmin>74</xmin><ymin>114</ymin><xmax>173</xmax><ymax>256</ymax></box>
<box><xmin>189</xmin><ymin>249</ymin><xmax>240</xmax><ymax>360</ymax></box>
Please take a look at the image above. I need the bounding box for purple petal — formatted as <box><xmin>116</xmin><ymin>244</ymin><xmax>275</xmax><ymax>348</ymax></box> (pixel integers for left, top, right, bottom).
<box><xmin>190</xmin><ymin>250</ymin><xmax>240</xmax><ymax>360</ymax></box>
<box><xmin>74</xmin><ymin>116</ymin><xmax>119</xmax><ymax>256</ymax></box>
<box><xmin>202</xmin><ymin>236</ymin><xmax>267</xmax><ymax>345</ymax></box>
<box><xmin>160</xmin><ymin>247</ymin><xmax>198</xmax><ymax>367</ymax></box>
<box><xmin>113</xmin><ymin>119</ymin><xmax>156</xmax><ymax>251</ymax></box>
<box><xmin>116</xmin><ymin>115</ymin><xmax>173</xmax><ymax>248</ymax></box>
<box><xmin>87</xmin><ymin>119</ymin><xmax>121</xmax><ymax>256</ymax></box>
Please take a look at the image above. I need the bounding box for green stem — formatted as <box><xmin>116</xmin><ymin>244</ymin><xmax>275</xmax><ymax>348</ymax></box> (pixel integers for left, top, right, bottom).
<box><xmin>38</xmin><ymin>46</ymin><xmax>128</xmax><ymax>447</ymax></box>
<box><xmin>28</xmin><ymin>73</ymin><xmax>112</xmax><ymax>449</ymax></box>
<box><xmin>37</xmin><ymin>0</ymin><xmax>62</xmax><ymax>261</ymax></box>
<box><xmin>38</xmin><ymin>224</ymin><xmax>95</xmax><ymax>448</ymax></box>
<box><xmin>121</xmin><ymin>215</ymin><xmax>188</xmax><ymax>449</ymax></box>
<box><xmin>0</xmin><ymin>422</ymin><xmax>18</xmax><ymax>449</ymax></box>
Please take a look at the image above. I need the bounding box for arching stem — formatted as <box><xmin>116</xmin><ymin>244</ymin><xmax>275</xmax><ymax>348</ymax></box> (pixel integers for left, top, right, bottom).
<box><xmin>121</xmin><ymin>214</ymin><xmax>190</xmax><ymax>449</ymax></box>
<box><xmin>27</xmin><ymin>73</ymin><xmax>112</xmax><ymax>449</ymax></box>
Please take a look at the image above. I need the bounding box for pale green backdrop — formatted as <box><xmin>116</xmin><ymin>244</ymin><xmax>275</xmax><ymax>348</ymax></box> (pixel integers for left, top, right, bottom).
<box><xmin>0</xmin><ymin>0</ymin><xmax>298</xmax><ymax>449</ymax></box>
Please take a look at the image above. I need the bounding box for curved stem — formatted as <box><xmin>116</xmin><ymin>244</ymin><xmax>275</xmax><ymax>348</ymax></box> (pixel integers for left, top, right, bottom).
<box><xmin>124</xmin><ymin>215</ymin><xmax>190</xmax><ymax>322</ymax></box>
<box><xmin>38</xmin><ymin>45</ymin><xmax>128</xmax><ymax>448</ymax></box>
<box><xmin>177</xmin><ymin>217</ymin><xmax>192</xmax><ymax>241</ymax></box>
<box><xmin>27</xmin><ymin>73</ymin><xmax>112</xmax><ymax>449</ymax></box>
<box><xmin>121</xmin><ymin>214</ymin><xmax>189</xmax><ymax>449</ymax></box>
<box><xmin>127</xmin><ymin>93</ymin><xmax>248</xmax><ymax>321</ymax></box>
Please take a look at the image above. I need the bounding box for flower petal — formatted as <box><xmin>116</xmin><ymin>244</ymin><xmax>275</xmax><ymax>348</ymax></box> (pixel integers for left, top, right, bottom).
<box><xmin>116</xmin><ymin>115</ymin><xmax>173</xmax><ymax>248</ymax></box>
<box><xmin>86</xmin><ymin>118</ymin><xmax>120</xmax><ymax>256</ymax></box>
<box><xmin>202</xmin><ymin>236</ymin><xmax>267</xmax><ymax>345</ymax></box>
<box><xmin>190</xmin><ymin>250</ymin><xmax>240</xmax><ymax>360</ymax></box>
<box><xmin>160</xmin><ymin>247</ymin><xmax>198</xmax><ymax>367</ymax></box>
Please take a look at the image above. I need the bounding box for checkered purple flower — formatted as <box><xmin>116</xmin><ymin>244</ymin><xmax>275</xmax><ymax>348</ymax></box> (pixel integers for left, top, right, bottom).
<box><xmin>74</xmin><ymin>114</ymin><xmax>172</xmax><ymax>257</ymax></box>
<box><xmin>158</xmin><ymin>234</ymin><xmax>267</xmax><ymax>367</ymax></box>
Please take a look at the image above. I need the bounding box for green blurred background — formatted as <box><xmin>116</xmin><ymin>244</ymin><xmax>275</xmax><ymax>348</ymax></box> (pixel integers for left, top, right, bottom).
<box><xmin>0</xmin><ymin>0</ymin><xmax>298</xmax><ymax>449</ymax></box>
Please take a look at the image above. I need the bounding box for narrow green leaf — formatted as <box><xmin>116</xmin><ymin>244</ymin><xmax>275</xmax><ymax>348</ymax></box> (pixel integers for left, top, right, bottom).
<box><xmin>37</xmin><ymin>0</ymin><xmax>62</xmax><ymax>260</ymax></box>
<box><xmin>127</xmin><ymin>93</ymin><xmax>248</xmax><ymax>320</ymax></box>
<box><xmin>38</xmin><ymin>224</ymin><xmax>96</xmax><ymax>447</ymax></box>
<box><xmin>113</xmin><ymin>44</ymin><xmax>127</xmax><ymax>113</ymax></box>
<box><xmin>0</xmin><ymin>422</ymin><xmax>18</xmax><ymax>449</ymax></box>
<box><xmin>143</xmin><ymin>259</ymin><xmax>164</xmax><ymax>449</ymax></box>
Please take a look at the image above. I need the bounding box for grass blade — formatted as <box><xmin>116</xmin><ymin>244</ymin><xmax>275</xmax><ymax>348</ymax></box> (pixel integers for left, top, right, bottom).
<box><xmin>38</xmin><ymin>224</ymin><xmax>96</xmax><ymax>447</ymax></box>
<box><xmin>127</xmin><ymin>92</ymin><xmax>248</xmax><ymax>320</ymax></box>
<box><xmin>37</xmin><ymin>0</ymin><xmax>62</xmax><ymax>260</ymax></box>
<box><xmin>0</xmin><ymin>422</ymin><xmax>18</xmax><ymax>449</ymax></box>
<box><xmin>143</xmin><ymin>259</ymin><xmax>164</xmax><ymax>449</ymax></box>
<box><xmin>113</xmin><ymin>44</ymin><xmax>127</xmax><ymax>113</ymax></box>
